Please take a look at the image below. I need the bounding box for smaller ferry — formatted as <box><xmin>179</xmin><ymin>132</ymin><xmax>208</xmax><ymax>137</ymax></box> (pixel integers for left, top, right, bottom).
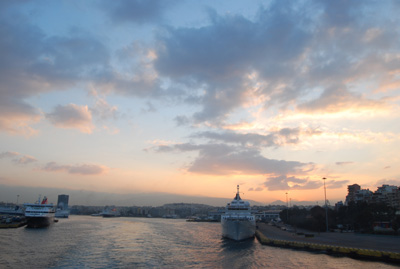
<box><xmin>24</xmin><ymin>196</ymin><xmax>56</xmax><ymax>228</ymax></box>
<box><xmin>55</xmin><ymin>208</ymin><xmax>70</xmax><ymax>218</ymax></box>
<box><xmin>101</xmin><ymin>206</ymin><xmax>120</xmax><ymax>217</ymax></box>
<box><xmin>55</xmin><ymin>200</ymin><xmax>69</xmax><ymax>218</ymax></box>
<box><xmin>221</xmin><ymin>185</ymin><xmax>256</xmax><ymax>241</ymax></box>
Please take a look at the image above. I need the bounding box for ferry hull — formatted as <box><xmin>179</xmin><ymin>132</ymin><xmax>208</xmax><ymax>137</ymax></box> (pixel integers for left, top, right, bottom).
<box><xmin>102</xmin><ymin>214</ymin><xmax>119</xmax><ymax>218</ymax></box>
<box><xmin>221</xmin><ymin>219</ymin><xmax>256</xmax><ymax>241</ymax></box>
<box><xmin>26</xmin><ymin>216</ymin><xmax>54</xmax><ymax>228</ymax></box>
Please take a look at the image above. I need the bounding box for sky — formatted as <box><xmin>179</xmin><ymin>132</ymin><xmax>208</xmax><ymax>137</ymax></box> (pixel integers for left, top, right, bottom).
<box><xmin>1</xmin><ymin>0</ymin><xmax>400</xmax><ymax>206</ymax></box>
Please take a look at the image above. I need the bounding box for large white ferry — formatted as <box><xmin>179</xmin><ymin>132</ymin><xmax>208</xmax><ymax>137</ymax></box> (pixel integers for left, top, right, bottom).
<box><xmin>221</xmin><ymin>185</ymin><xmax>256</xmax><ymax>241</ymax></box>
<box><xmin>24</xmin><ymin>196</ymin><xmax>55</xmax><ymax>228</ymax></box>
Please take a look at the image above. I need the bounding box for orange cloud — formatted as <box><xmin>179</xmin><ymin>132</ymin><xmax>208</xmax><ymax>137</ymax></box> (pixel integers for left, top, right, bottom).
<box><xmin>297</xmin><ymin>87</ymin><xmax>387</xmax><ymax>115</ymax></box>
<box><xmin>0</xmin><ymin>112</ymin><xmax>40</xmax><ymax>136</ymax></box>
<box><xmin>46</xmin><ymin>104</ymin><xmax>94</xmax><ymax>133</ymax></box>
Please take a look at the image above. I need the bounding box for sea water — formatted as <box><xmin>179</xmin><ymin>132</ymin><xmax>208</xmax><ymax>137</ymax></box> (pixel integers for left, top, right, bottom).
<box><xmin>0</xmin><ymin>216</ymin><xmax>397</xmax><ymax>268</ymax></box>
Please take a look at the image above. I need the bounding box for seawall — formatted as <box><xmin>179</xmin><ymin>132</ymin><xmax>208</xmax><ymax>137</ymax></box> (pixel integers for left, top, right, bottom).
<box><xmin>256</xmin><ymin>223</ymin><xmax>400</xmax><ymax>264</ymax></box>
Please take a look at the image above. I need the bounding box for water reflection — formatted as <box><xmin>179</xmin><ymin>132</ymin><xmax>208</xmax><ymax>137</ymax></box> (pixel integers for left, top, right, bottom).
<box><xmin>220</xmin><ymin>237</ymin><xmax>256</xmax><ymax>251</ymax></box>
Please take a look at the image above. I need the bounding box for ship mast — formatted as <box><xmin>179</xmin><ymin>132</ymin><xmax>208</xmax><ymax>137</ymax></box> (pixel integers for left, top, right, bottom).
<box><xmin>235</xmin><ymin>185</ymin><xmax>241</xmax><ymax>200</ymax></box>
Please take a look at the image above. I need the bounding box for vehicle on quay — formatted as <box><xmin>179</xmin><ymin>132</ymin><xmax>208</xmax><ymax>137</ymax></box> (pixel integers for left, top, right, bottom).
<box><xmin>221</xmin><ymin>185</ymin><xmax>256</xmax><ymax>241</ymax></box>
<box><xmin>0</xmin><ymin>205</ymin><xmax>24</xmax><ymax>216</ymax></box>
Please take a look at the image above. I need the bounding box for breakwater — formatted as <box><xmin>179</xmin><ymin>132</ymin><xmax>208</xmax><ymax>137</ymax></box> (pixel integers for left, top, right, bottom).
<box><xmin>255</xmin><ymin>230</ymin><xmax>400</xmax><ymax>264</ymax></box>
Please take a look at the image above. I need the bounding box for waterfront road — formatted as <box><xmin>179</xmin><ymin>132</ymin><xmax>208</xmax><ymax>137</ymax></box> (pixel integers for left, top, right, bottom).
<box><xmin>257</xmin><ymin>223</ymin><xmax>400</xmax><ymax>253</ymax></box>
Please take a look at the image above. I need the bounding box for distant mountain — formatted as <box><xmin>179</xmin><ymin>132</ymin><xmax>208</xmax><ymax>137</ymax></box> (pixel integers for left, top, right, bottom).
<box><xmin>0</xmin><ymin>184</ymin><xmax>324</xmax><ymax>207</ymax></box>
<box><xmin>270</xmin><ymin>199</ymin><xmax>319</xmax><ymax>206</ymax></box>
<box><xmin>270</xmin><ymin>200</ymin><xmax>286</xmax><ymax>206</ymax></box>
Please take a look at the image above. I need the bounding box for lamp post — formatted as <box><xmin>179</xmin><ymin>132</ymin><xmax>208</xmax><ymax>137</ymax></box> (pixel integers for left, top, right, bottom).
<box><xmin>323</xmin><ymin>177</ymin><xmax>328</xmax><ymax>232</ymax></box>
<box><xmin>285</xmin><ymin>192</ymin><xmax>289</xmax><ymax>223</ymax></box>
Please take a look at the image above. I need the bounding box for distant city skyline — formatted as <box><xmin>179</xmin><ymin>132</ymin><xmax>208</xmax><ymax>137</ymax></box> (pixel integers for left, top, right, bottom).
<box><xmin>1</xmin><ymin>183</ymin><xmax>398</xmax><ymax>208</ymax></box>
<box><xmin>1</xmin><ymin>1</ymin><xmax>400</xmax><ymax>204</ymax></box>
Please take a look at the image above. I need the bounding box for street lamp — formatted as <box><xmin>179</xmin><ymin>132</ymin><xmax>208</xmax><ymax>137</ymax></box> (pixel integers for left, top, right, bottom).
<box><xmin>285</xmin><ymin>192</ymin><xmax>289</xmax><ymax>223</ymax></box>
<box><xmin>323</xmin><ymin>177</ymin><xmax>328</xmax><ymax>232</ymax></box>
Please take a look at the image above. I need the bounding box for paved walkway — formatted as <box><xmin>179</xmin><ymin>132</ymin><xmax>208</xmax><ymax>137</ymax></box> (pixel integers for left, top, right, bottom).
<box><xmin>257</xmin><ymin>223</ymin><xmax>400</xmax><ymax>253</ymax></box>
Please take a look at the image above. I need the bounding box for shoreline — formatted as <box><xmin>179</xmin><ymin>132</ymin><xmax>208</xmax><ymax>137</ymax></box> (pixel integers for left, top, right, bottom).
<box><xmin>256</xmin><ymin>222</ymin><xmax>400</xmax><ymax>263</ymax></box>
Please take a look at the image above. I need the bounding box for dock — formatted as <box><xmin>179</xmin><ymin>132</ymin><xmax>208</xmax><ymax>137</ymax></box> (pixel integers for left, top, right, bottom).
<box><xmin>0</xmin><ymin>215</ymin><xmax>27</xmax><ymax>228</ymax></box>
<box><xmin>256</xmin><ymin>222</ymin><xmax>400</xmax><ymax>264</ymax></box>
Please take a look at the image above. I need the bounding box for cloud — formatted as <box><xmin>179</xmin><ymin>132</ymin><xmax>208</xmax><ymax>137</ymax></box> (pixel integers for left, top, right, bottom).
<box><xmin>336</xmin><ymin>162</ymin><xmax>354</xmax><ymax>166</ymax></box>
<box><xmin>0</xmin><ymin>151</ymin><xmax>20</xmax><ymax>159</ymax></box>
<box><xmin>141</xmin><ymin>101</ymin><xmax>157</xmax><ymax>113</ymax></box>
<box><xmin>12</xmin><ymin>155</ymin><xmax>37</xmax><ymax>165</ymax></box>
<box><xmin>0</xmin><ymin>99</ymin><xmax>41</xmax><ymax>136</ymax></box>
<box><xmin>326</xmin><ymin>179</ymin><xmax>349</xmax><ymax>189</ymax></box>
<box><xmin>2</xmin><ymin>0</ymin><xmax>398</xmax><ymax>134</ymax></box>
<box><xmin>0</xmin><ymin>7</ymin><xmax>111</xmax><ymax>134</ymax></box>
<box><xmin>152</xmin><ymin>142</ymin><xmax>314</xmax><ymax>176</ymax></box>
<box><xmin>375</xmin><ymin>178</ymin><xmax>400</xmax><ymax>187</ymax></box>
<box><xmin>264</xmin><ymin>175</ymin><xmax>322</xmax><ymax>191</ymax></box>
<box><xmin>46</xmin><ymin>104</ymin><xmax>95</xmax><ymax>133</ymax></box>
<box><xmin>0</xmin><ymin>151</ymin><xmax>37</xmax><ymax>165</ymax></box>
<box><xmin>174</xmin><ymin>115</ymin><xmax>190</xmax><ymax>126</ymax></box>
<box><xmin>149</xmin><ymin>1</ymin><xmax>400</xmax><ymax>124</ymax></box>
<box><xmin>89</xmin><ymin>90</ymin><xmax>119</xmax><ymax>120</ymax></box>
<box><xmin>263</xmin><ymin>175</ymin><xmax>351</xmax><ymax>191</ymax></box>
<box><xmin>297</xmin><ymin>86</ymin><xmax>387</xmax><ymax>114</ymax></box>
<box><xmin>100</xmin><ymin>0</ymin><xmax>178</xmax><ymax>24</ymax></box>
<box><xmin>192</xmin><ymin>127</ymin><xmax>321</xmax><ymax>148</ymax></box>
<box><xmin>42</xmin><ymin>162</ymin><xmax>107</xmax><ymax>176</ymax></box>
<box><xmin>248</xmin><ymin>187</ymin><xmax>264</xmax><ymax>192</ymax></box>
<box><xmin>152</xmin><ymin>3</ymin><xmax>312</xmax><ymax>123</ymax></box>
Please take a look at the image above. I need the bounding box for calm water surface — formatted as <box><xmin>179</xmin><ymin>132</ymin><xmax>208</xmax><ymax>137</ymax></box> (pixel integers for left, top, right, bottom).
<box><xmin>0</xmin><ymin>216</ymin><xmax>397</xmax><ymax>268</ymax></box>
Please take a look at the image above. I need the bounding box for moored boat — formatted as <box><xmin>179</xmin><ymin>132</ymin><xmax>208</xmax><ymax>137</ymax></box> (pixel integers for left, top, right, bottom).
<box><xmin>221</xmin><ymin>185</ymin><xmax>256</xmax><ymax>241</ymax></box>
<box><xmin>24</xmin><ymin>196</ymin><xmax>55</xmax><ymax>228</ymax></box>
<box><xmin>55</xmin><ymin>208</ymin><xmax>70</xmax><ymax>218</ymax></box>
<box><xmin>101</xmin><ymin>206</ymin><xmax>120</xmax><ymax>217</ymax></box>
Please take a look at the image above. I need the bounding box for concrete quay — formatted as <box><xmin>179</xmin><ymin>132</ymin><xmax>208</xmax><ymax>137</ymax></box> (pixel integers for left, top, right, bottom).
<box><xmin>256</xmin><ymin>222</ymin><xmax>400</xmax><ymax>263</ymax></box>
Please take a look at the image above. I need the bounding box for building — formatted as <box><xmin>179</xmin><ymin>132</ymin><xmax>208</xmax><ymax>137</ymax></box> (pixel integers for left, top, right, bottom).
<box><xmin>255</xmin><ymin>210</ymin><xmax>281</xmax><ymax>222</ymax></box>
<box><xmin>372</xmin><ymin>185</ymin><xmax>398</xmax><ymax>205</ymax></box>
<box><xmin>335</xmin><ymin>201</ymin><xmax>344</xmax><ymax>210</ymax></box>
<box><xmin>387</xmin><ymin>188</ymin><xmax>400</xmax><ymax>209</ymax></box>
<box><xmin>345</xmin><ymin>184</ymin><xmax>361</xmax><ymax>205</ymax></box>
<box><xmin>355</xmin><ymin>189</ymin><xmax>373</xmax><ymax>203</ymax></box>
<box><xmin>345</xmin><ymin>184</ymin><xmax>400</xmax><ymax>210</ymax></box>
<box><xmin>57</xmin><ymin>194</ymin><xmax>69</xmax><ymax>210</ymax></box>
